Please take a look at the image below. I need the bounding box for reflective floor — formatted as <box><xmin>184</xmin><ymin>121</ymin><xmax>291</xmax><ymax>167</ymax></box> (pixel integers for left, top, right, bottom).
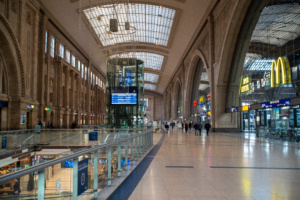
<box><xmin>128</xmin><ymin>128</ymin><xmax>300</xmax><ymax>200</ymax></box>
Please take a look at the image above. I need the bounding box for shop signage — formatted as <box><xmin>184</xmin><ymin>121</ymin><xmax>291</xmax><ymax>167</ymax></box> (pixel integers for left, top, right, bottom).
<box><xmin>239</xmin><ymin>76</ymin><xmax>251</xmax><ymax>94</ymax></box>
<box><xmin>242</xmin><ymin>105</ymin><xmax>249</xmax><ymax>111</ymax></box>
<box><xmin>230</xmin><ymin>107</ymin><xmax>238</xmax><ymax>112</ymax></box>
<box><xmin>240</xmin><ymin>57</ymin><xmax>292</xmax><ymax>95</ymax></box>
<box><xmin>208</xmin><ymin>111</ymin><xmax>211</xmax><ymax>116</ymax></box>
<box><xmin>199</xmin><ymin>96</ymin><xmax>205</xmax><ymax>103</ymax></box>
<box><xmin>193</xmin><ymin>100</ymin><xmax>197</xmax><ymax>108</ymax></box>
<box><xmin>207</xmin><ymin>94</ymin><xmax>211</xmax><ymax>101</ymax></box>
<box><xmin>27</xmin><ymin>105</ymin><xmax>34</xmax><ymax>109</ymax></box>
<box><xmin>45</xmin><ymin>107</ymin><xmax>50</xmax><ymax>111</ymax></box>
<box><xmin>194</xmin><ymin>114</ymin><xmax>197</xmax><ymax>117</ymax></box>
<box><xmin>270</xmin><ymin>57</ymin><xmax>291</xmax><ymax>88</ymax></box>
<box><xmin>78</xmin><ymin>159</ymin><xmax>88</xmax><ymax>196</ymax></box>
<box><xmin>261</xmin><ymin>98</ymin><xmax>291</xmax><ymax>109</ymax></box>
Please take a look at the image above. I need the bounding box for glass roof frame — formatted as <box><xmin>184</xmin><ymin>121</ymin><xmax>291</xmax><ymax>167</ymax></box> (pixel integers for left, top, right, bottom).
<box><xmin>250</xmin><ymin>4</ymin><xmax>300</xmax><ymax>47</ymax></box>
<box><xmin>83</xmin><ymin>3</ymin><xmax>176</xmax><ymax>47</ymax></box>
<box><xmin>110</xmin><ymin>52</ymin><xmax>164</xmax><ymax>70</ymax></box>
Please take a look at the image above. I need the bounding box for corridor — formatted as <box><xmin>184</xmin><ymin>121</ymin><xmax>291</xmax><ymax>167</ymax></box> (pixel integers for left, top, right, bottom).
<box><xmin>114</xmin><ymin>128</ymin><xmax>300</xmax><ymax>200</ymax></box>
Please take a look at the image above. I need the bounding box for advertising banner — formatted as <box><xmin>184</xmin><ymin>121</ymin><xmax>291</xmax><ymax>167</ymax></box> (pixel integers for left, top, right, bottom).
<box><xmin>78</xmin><ymin>159</ymin><xmax>88</xmax><ymax>196</ymax></box>
<box><xmin>89</xmin><ymin>132</ymin><xmax>98</xmax><ymax>141</ymax></box>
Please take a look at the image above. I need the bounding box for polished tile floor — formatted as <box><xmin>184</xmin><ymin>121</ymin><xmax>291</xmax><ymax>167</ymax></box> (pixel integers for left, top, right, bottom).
<box><xmin>128</xmin><ymin>128</ymin><xmax>300</xmax><ymax>200</ymax></box>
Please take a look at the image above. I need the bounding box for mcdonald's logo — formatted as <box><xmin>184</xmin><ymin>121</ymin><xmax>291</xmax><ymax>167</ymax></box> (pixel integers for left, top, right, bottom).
<box><xmin>199</xmin><ymin>96</ymin><xmax>204</xmax><ymax>103</ymax></box>
<box><xmin>270</xmin><ymin>57</ymin><xmax>292</xmax><ymax>87</ymax></box>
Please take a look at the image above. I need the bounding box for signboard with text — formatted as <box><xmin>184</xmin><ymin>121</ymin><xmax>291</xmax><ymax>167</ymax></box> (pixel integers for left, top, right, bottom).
<box><xmin>78</xmin><ymin>159</ymin><xmax>88</xmax><ymax>196</ymax></box>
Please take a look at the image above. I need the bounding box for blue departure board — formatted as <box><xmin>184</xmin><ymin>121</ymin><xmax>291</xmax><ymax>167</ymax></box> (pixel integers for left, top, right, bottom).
<box><xmin>111</xmin><ymin>93</ymin><xmax>137</xmax><ymax>104</ymax></box>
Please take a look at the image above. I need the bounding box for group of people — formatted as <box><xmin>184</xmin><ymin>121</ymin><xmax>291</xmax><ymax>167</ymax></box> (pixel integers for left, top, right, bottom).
<box><xmin>183</xmin><ymin>121</ymin><xmax>211</xmax><ymax>136</ymax></box>
<box><xmin>164</xmin><ymin>121</ymin><xmax>211</xmax><ymax>136</ymax></box>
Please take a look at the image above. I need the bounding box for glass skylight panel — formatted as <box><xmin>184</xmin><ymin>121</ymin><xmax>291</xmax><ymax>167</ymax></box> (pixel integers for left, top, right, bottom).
<box><xmin>144</xmin><ymin>73</ymin><xmax>159</xmax><ymax>83</ymax></box>
<box><xmin>246</xmin><ymin>58</ymin><xmax>273</xmax><ymax>71</ymax></box>
<box><xmin>111</xmin><ymin>52</ymin><xmax>164</xmax><ymax>70</ymax></box>
<box><xmin>144</xmin><ymin>83</ymin><xmax>156</xmax><ymax>90</ymax></box>
<box><xmin>83</xmin><ymin>3</ymin><xmax>175</xmax><ymax>46</ymax></box>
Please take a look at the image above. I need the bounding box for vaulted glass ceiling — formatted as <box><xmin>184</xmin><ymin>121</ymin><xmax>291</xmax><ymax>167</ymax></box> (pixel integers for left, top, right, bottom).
<box><xmin>83</xmin><ymin>3</ymin><xmax>176</xmax><ymax>47</ymax></box>
<box><xmin>144</xmin><ymin>83</ymin><xmax>157</xmax><ymax>90</ymax></box>
<box><xmin>111</xmin><ymin>52</ymin><xmax>164</xmax><ymax>70</ymax></box>
<box><xmin>144</xmin><ymin>73</ymin><xmax>159</xmax><ymax>83</ymax></box>
<box><xmin>251</xmin><ymin>4</ymin><xmax>300</xmax><ymax>46</ymax></box>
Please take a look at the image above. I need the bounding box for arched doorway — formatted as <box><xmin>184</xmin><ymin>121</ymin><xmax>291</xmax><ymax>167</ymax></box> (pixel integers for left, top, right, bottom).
<box><xmin>0</xmin><ymin>16</ymin><xmax>25</xmax><ymax>130</ymax></box>
<box><xmin>190</xmin><ymin>60</ymin><xmax>210</xmax><ymax>125</ymax></box>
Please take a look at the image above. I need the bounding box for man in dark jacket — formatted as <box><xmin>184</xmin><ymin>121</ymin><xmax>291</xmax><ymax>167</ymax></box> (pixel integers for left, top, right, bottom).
<box><xmin>205</xmin><ymin>121</ymin><xmax>211</xmax><ymax>136</ymax></box>
<box><xmin>198</xmin><ymin>123</ymin><xmax>203</xmax><ymax>136</ymax></box>
<box><xmin>194</xmin><ymin>123</ymin><xmax>199</xmax><ymax>136</ymax></box>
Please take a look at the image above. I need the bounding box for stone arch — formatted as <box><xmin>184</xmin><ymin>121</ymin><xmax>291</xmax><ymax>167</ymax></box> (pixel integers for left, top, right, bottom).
<box><xmin>171</xmin><ymin>77</ymin><xmax>182</xmax><ymax>119</ymax></box>
<box><xmin>183</xmin><ymin>49</ymin><xmax>208</xmax><ymax>119</ymax></box>
<box><xmin>165</xmin><ymin>89</ymin><xmax>172</xmax><ymax>120</ymax></box>
<box><xmin>0</xmin><ymin>14</ymin><xmax>25</xmax><ymax>97</ymax></box>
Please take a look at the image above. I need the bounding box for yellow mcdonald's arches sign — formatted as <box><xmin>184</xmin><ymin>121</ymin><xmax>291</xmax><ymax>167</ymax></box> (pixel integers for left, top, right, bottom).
<box><xmin>199</xmin><ymin>96</ymin><xmax>204</xmax><ymax>103</ymax></box>
<box><xmin>270</xmin><ymin>57</ymin><xmax>291</xmax><ymax>88</ymax></box>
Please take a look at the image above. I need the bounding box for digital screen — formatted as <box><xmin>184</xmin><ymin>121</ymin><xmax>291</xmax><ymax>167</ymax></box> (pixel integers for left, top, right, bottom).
<box><xmin>111</xmin><ymin>86</ymin><xmax>138</xmax><ymax>105</ymax></box>
<box><xmin>112</xmin><ymin>93</ymin><xmax>137</xmax><ymax>104</ymax></box>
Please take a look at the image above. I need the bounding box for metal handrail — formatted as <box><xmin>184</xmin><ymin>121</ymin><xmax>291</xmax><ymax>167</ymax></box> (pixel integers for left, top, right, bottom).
<box><xmin>0</xmin><ymin>129</ymin><xmax>153</xmax><ymax>184</ymax></box>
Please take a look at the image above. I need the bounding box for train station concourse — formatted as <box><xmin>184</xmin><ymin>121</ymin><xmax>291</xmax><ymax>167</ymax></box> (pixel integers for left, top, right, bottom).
<box><xmin>0</xmin><ymin>0</ymin><xmax>300</xmax><ymax>199</ymax></box>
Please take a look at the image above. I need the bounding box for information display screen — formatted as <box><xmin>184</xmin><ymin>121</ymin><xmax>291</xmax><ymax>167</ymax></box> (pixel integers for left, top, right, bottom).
<box><xmin>112</xmin><ymin>93</ymin><xmax>137</xmax><ymax>104</ymax></box>
<box><xmin>111</xmin><ymin>86</ymin><xmax>138</xmax><ymax>105</ymax></box>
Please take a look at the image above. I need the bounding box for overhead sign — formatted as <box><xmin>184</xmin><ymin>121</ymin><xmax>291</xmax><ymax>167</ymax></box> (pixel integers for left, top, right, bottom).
<box><xmin>78</xmin><ymin>159</ymin><xmax>88</xmax><ymax>196</ymax></box>
<box><xmin>242</xmin><ymin>105</ymin><xmax>249</xmax><ymax>111</ymax></box>
<box><xmin>261</xmin><ymin>98</ymin><xmax>291</xmax><ymax>109</ymax></box>
<box><xmin>199</xmin><ymin>96</ymin><xmax>205</xmax><ymax>103</ymax></box>
<box><xmin>230</xmin><ymin>107</ymin><xmax>238</xmax><ymax>112</ymax></box>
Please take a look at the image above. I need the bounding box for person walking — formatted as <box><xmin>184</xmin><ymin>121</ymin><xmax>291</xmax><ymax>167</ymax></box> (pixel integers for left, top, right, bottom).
<box><xmin>171</xmin><ymin>121</ymin><xmax>175</xmax><ymax>130</ymax></box>
<box><xmin>188</xmin><ymin>122</ymin><xmax>192</xmax><ymax>131</ymax></box>
<box><xmin>182</xmin><ymin>122</ymin><xmax>184</xmax><ymax>131</ymax></box>
<box><xmin>184</xmin><ymin>123</ymin><xmax>189</xmax><ymax>133</ymax></box>
<box><xmin>198</xmin><ymin>122</ymin><xmax>202</xmax><ymax>136</ymax></box>
<box><xmin>194</xmin><ymin>123</ymin><xmax>199</xmax><ymax>136</ymax></box>
<box><xmin>165</xmin><ymin>123</ymin><xmax>169</xmax><ymax>132</ymax></box>
<box><xmin>205</xmin><ymin>121</ymin><xmax>211</xmax><ymax>136</ymax></box>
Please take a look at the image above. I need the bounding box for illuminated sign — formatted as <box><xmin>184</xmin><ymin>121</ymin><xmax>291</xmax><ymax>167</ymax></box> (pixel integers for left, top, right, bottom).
<box><xmin>242</xmin><ymin>77</ymin><xmax>250</xmax><ymax>85</ymax></box>
<box><xmin>270</xmin><ymin>57</ymin><xmax>291</xmax><ymax>88</ymax></box>
<box><xmin>239</xmin><ymin>76</ymin><xmax>251</xmax><ymax>94</ymax></box>
<box><xmin>207</xmin><ymin>94</ymin><xmax>211</xmax><ymax>97</ymax></box>
<box><xmin>261</xmin><ymin>99</ymin><xmax>291</xmax><ymax>109</ymax></box>
<box><xmin>242</xmin><ymin>105</ymin><xmax>249</xmax><ymax>111</ymax></box>
<box><xmin>230</xmin><ymin>107</ymin><xmax>238</xmax><ymax>112</ymax></box>
<box><xmin>27</xmin><ymin>105</ymin><xmax>34</xmax><ymax>109</ymax></box>
<box><xmin>45</xmin><ymin>107</ymin><xmax>50</xmax><ymax>111</ymax></box>
<box><xmin>195</xmin><ymin>114</ymin><xmax>197</xmax><ymax>117</ymax></box>
<box><xmin>241</xmin><ymin>85</ymin><xmax>250</xmax><ymax>93</ymax></box>
<box><xmin>208</xmin><ymin>111</ymin><xmax>211</xmax><ymax>116</ymax></box>
<box><xmin>199</xmin><ymin>96</ymin><xmax>205</xmax><ymax>103</ymax></box>
<box><xmin>193</xmin><ymin>100</ymin><xmax>197</xmax><ymax>108</ymax></box>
